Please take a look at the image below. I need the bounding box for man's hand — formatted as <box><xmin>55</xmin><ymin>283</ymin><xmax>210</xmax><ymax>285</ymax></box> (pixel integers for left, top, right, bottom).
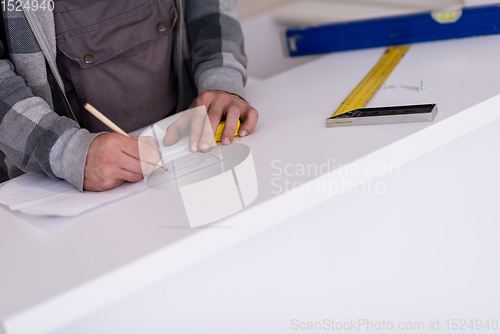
<box><xmin>84</xmin><ymin>133</ymin><xmax>161</xmax><ymax>192</ymax></box>
<box><xmin>163</xmin><ymin>90</ymin><xmax>258</xmax><ymax>153</ymax></box>
<box><xmin>194</xmin><ymin>90</ymin><xmax>258</xmax><ymax>144</ymax></box>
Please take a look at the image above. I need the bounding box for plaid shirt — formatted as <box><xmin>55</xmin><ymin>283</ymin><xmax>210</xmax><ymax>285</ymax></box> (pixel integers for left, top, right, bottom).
<box><xmin>0</xmin><ymin>0</ymin><xmax>247</xmax><ymax>190</ymax></box>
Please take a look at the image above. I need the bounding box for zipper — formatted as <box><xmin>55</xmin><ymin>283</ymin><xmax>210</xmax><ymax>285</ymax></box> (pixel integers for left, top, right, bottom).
<box><xmin>20</xmin><ymin>5</ymin><xmax>79</xmax><ymax>124</ymax></box>
<box><xmin>176</xmin><ymin>0</ymin><xmax>183</xmax><ymax>113</ymax></box>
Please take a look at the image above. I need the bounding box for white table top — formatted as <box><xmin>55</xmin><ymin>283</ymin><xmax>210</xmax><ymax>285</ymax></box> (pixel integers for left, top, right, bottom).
<box><xmin>2</xmin><ymin>34</ymin><xmax>500</xmax><ymax>334</ymax></box>
<box><xmin>50</xmin><ymin>104</ymin><xmax>500</xmax><ymax>334</ymax></box>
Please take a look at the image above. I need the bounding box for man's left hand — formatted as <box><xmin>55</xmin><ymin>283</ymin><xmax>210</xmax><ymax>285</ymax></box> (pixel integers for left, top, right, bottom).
<box><xmin>190</xmin><ymin>90</ymin><xmax>258</xmax><ymax>145</ymax></box>
<box><xmin>163</xmin><ymin>90</ymin><xmax>259</xmax><ymax>152</ymax></box>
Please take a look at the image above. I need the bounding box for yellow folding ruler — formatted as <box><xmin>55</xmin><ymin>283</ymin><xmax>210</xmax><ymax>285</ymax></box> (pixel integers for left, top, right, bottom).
<box><xmin>326</xmin><ymin>46</ymin><xmax>437</xmax><ymax>128</ymax></box>
<box><xmin>215</xmin><ymin>120</ymin><xmax>240</xmax><ymax>142</ymax></box>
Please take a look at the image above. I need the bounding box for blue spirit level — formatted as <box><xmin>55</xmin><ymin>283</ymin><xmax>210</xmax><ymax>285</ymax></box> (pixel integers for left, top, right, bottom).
<box><xmin>287</xmin><ymin>5</ymin><xmax>500</xmax><ymax>57</ymax></box>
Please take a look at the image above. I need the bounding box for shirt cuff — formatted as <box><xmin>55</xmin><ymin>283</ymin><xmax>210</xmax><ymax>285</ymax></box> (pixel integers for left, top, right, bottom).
<box><xmin>196</xmin><ymin>67</ymin><xmax>246</xmax><ymax>100</ymax></box>
<box><xmin>50</xmin><ymin>129</ymin><xmax>104</xmax><ymax>192</ymax></box>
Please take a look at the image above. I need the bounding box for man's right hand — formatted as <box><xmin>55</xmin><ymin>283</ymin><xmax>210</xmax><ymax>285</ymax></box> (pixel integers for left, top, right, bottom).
<box><xmin>83</xmin><ymin>133</ymin><xmax>161</xmax><ymax>192</ymax></box>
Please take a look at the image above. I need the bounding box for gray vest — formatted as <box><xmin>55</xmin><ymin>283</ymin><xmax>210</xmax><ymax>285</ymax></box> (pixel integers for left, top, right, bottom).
<box><xmin>54</xmin><ymin>0</ymin><xmax>178</xmax><ymax>133</ymax></box>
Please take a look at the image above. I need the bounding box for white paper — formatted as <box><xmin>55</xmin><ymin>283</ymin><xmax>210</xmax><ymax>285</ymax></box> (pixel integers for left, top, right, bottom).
<box><xmin>0</xmin><ymin>110</ymin><xmax>209</xmax><ymax>218</ymax></box>
<box><xmin>0</xmin><ymin>174</ymin><xmax>147</xmax><ymax>217</ymax></box>
<box><xmin>161</xmin><ymin>153</ymin><xmax>225</xmax><ymax>181</ymax></box>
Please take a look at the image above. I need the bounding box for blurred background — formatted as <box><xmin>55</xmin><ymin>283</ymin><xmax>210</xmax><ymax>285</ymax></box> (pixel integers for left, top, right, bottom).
<box><xmin>236</xmin><ymin>0</ymin><xmax>499</xmax><ymax>84</ymax></box>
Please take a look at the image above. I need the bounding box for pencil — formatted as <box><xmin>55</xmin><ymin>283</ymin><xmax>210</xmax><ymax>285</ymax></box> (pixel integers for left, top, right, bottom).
<box><xmin>84</xmin><ymin>103</ymin><xmax>168</xmax><ymax>171</ymax></box>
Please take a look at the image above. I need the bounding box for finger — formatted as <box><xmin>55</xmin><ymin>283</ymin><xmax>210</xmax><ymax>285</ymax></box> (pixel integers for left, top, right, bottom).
<box><xmin>163</xmin><ymin>108</ymin><xmax>196</xmax><ymax>146</ymax></box>
<box><xmin>194</xmin><ymin>91</ymin><xmax>224</xmax><ymax>136</ymax></box>
<box><xmin>116</xmin><ymin>150</ymin><xmax>144</xmax><ymax>175</ymax></box>
<box><xmin>163</xmin><ymin>115</ymin><xmax>190</xmax><ymax>147</ymax></box>
<box><xmin>112</xmin><ymin>138</ymin><xmax>156</xmax><ymax>175</ymax></box>
<box><xmin>207</xmin><ymin>100</ymin><xmax>225</xmax><ymax>137</ymax></box>
<box><xmin>163</xmin><ymin>123</ymin><xmax>182</xmax><ymax>147</ymax></box>
<box><xmin>199</xmin><ymin>112</ymin><xmax>215</xmax><ymax>153</ymax></box>
<box><xmin>221</xmin><ymin>104</ymin><xmax>241</xmax><ymax>145</ymax></box>
<box><xmin>188</xmin><ymin>105</ymin><xmax>209</xmax><ymax>152</ymax></box>
<box><xmin>238</xmin><ymin>107</ymin><xmax>259</xmax><ymax>137</ymax></box>
<box><xmin>118</xmin><ymin>168</ymin><xmax>144</xmax><ymax>184</ymax></box>
<box><xmin>121</xmin><ymin>136</ymin><xmax>160</xmax><ymax>169</ymax></box>
<box><xmin>138</xmin><ymin>136</ymin><xmax>162</xmax><ymax>165</ymax></box>
<box><xmin>119</xmin><ymin>136</ymin><xmax>141</xmax><ymax>160</ymax></box>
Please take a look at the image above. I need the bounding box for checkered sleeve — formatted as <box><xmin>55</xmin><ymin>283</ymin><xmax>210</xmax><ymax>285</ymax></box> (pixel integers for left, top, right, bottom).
<box><xmin>185</xmin><ymin>0</ymin><xmax>248</xmax><ymax>99</ymax></box>
<box><xmin>0</xmin><ymin>40</ymin><xmax>98</xmax><ymax>191</ymax></box>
